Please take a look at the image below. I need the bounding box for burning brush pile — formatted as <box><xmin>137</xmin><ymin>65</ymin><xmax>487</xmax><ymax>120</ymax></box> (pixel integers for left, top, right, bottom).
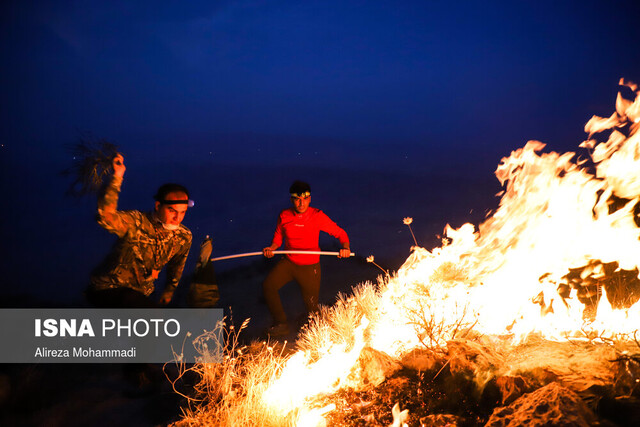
<box><xmin>176</xmin><ymin>80</ymin><xmax>640</xmax><ymax>426</ymax></box>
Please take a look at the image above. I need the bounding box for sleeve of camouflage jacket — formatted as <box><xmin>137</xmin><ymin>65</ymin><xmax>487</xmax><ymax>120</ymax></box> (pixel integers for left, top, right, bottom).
<box><xmin>162</xmin><ymin>232</ymin><xmax>193</xmax><ymax>299</ymax></box>
<box><xmin>96</xmin><ymin>175</ymin><xmax>136</xmax><ymax>237</ymax></box>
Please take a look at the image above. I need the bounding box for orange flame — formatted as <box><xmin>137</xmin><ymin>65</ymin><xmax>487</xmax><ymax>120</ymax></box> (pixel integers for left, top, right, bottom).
<box><xmin>261</xmin><ymin>81</ymin><xmax>640</xmax><ymax>424</ymax></box>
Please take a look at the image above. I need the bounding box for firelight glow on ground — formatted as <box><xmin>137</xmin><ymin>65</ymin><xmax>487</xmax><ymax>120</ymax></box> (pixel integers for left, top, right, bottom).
<box><xmin>190</xmin><ymin>81</ymin><xmax>640</xmax><ymax>426</ymax></box>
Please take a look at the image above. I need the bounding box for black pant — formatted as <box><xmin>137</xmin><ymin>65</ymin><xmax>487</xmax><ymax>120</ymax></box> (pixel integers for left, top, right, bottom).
<box><xmin>262</xmin><ymin>258</ymin><xmax>321</xmax><ymax>324</ymax></box>
<box><xmin>86</xmin><ymin>287</ymin><xmax>160</xmax><ymax>391</ymax></box>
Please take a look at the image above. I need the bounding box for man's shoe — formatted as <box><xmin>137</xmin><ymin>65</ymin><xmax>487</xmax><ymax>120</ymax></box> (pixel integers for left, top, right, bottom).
<box><xmin>267</xmin><ymin>323</ymin><xmax>290</xmax><ymax>337</ymax></box>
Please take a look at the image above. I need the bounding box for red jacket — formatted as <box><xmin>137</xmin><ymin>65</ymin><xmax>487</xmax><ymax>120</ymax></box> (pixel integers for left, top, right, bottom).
<box><xmin>270</xmin><ymin>207</ymin><xmax>349</xmax><ymax>265</ymax></box>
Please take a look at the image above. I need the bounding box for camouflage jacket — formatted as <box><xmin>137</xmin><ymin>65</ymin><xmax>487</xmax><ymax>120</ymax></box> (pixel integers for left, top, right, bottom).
<box><xmin>89</xmin><ymin>175</ymin><xmax>192</xmax><ymax>298</ymax></box>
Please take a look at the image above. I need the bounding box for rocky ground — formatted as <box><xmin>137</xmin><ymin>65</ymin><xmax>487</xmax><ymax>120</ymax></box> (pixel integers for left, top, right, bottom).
<box><xmin>319</xmin><ymin>339</ymin><xmax>640</xmax><ymax>426</ymax></box>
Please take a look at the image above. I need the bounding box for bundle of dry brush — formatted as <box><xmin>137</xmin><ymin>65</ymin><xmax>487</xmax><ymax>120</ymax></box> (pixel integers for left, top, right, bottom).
<box><xmin>61</xmin><ymin>135</ymin><xmax>120</xmax><ymax>196</ymax></box>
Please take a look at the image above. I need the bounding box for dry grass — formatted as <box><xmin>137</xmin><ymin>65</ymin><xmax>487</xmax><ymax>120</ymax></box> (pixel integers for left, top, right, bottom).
<box><xmin>172</xmin><ymin>319</ymin><xmax>297</xmax><ymax>427</ymax></box>
<box><xmin>61</xmin><ymin>134</ymin><xmax>120</xmax><ymax>196</ymax></box>
<box><xmin>298</xmin><ymin>281</ymin><xmax>381</xmax><ymax>357</ymax></box>
<box><xmin>407</xmin><ymin>298</ymin><xmax>478</xmax><ymax>351</ymax></box>
<box><xmin>175</xmin><ymin>268</ymin><xmax>482</xmax><ymax>426</ymax></box>
<box><xmin>173</xmin><ymin>266</ymin><xmax>640</xmax><ymax>426</ymax></box>
<box><xmin>174</xmin><ymin>279</ymin><xmax>389</xmax><ymax>426</ymax></box>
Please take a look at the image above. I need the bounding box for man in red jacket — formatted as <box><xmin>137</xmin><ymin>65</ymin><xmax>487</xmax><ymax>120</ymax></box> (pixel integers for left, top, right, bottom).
<box><xmin>263</xmin><ymin>180</ymin><xmax>351</xmax><ymax>336</ymax></box>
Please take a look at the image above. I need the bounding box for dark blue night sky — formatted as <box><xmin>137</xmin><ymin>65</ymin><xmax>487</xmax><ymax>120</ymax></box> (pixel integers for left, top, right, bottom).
<box><xmin>1</xmin><ymin>0</ymin><xmax>640</xmax><ymax>304</ymax></box>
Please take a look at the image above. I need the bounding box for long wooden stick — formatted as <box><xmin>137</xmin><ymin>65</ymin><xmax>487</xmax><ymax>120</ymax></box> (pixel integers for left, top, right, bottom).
<box><xmin>211</xmin><ymin>250</ymin><xmax>355</xmax><ymax>262</ymax></box>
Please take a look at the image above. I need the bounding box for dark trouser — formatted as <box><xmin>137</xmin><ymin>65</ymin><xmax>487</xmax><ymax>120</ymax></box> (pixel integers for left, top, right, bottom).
<box><xmin>85</xmin><ymin>287</ymin><xmax>159</xmax><ymax>390</ymax></box>
<box><xmin>263</xmin><ymin>258</ymin><xmax>321</xmax><ymax>324</ymax></box>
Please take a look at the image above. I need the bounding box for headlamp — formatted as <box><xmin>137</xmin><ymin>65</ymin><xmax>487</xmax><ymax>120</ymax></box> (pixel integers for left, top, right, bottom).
<box><xmin>159</xmin><ymin>199</ymin><xmax>195</xmax><ymax>207</ymax></box>
<box><xmin>290</xmin><ymin>192</ymin><xmax>311</xmax><ymax>199</ymax></box>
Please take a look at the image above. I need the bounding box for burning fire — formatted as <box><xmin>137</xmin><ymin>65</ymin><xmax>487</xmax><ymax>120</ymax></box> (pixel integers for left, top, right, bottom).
<box><xmin>185</xmin><ymin>80</ymin><xmax>640</xmax><ymax>426</ymax></box>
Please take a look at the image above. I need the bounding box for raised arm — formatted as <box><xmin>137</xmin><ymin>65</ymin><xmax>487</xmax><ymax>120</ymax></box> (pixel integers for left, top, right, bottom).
<box><xmin>96</xmin><ymin>154</ymin><xmax>134</xmax><ymax>237</ymax></box>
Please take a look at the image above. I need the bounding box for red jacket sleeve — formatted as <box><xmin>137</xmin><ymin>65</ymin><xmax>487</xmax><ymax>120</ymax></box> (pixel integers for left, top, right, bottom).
<box><xmin>317</xmin><ymin>211</ymin><xmax>349</xmax><ymax>247</ymax></box>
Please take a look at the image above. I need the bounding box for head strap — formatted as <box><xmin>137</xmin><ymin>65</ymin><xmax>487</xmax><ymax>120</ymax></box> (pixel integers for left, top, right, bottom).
<box><xmin>158</xmin><ymin>199</ymin><xmax>195</xmax><ymax>207</ymax></box>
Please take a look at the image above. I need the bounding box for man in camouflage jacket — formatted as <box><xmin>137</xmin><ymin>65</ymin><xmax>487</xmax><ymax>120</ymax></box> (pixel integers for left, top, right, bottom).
<box><xmin>87</xmin><ymin>154</ymin><xmax>192</xmax><ymax>307</ymax></box>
